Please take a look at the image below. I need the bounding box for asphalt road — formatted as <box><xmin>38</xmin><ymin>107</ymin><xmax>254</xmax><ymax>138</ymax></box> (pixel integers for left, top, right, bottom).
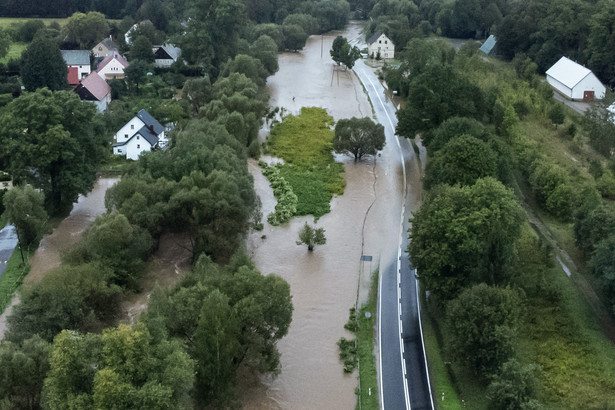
<box><xmin>0</xmin><ymin>225</ymin><xmax>18</xmax><ymax>277</ymax></box>
<box><xmin>354</xmin><ymin>59</ymin><xmax>434</xmax><ymax>410</ymax></box>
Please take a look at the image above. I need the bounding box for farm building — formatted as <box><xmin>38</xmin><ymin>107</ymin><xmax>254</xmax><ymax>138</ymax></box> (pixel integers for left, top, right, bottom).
<box><xmin>546</xmin><ymin>57</ymin><xmax>606</xmax><ymax>102</ymax></box>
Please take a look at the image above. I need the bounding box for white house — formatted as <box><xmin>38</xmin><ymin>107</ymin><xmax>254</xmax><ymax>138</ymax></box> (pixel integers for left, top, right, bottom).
<box><xmin>73</xmin><ymin>73</ymin><xmax>111</xmax><ymax>113</ymax></box>
<box><xmin>152</xmin><ymin>44</ymin><xmax>181</xmax><ymax>68</ymax></box>
<box><xmin>546</xmin><ymin>57</ymin><xmax>606</xmax><ymax>101</ymax></box>
<box><xmin>96</xmin><ymin>53</ymin><xmax>129</xmax><ymax>80</ymax></box>
<box><xmin>112</xmin><ymin>109</ymin><xmax>168</xmax><ymax>160</ymax></box>
<box><xmin>368</xmin><ymin>31</ymin><xmax>394</xmax><ymax>60</ymax></box>
<box><xmin>61</xmin><ymin>50</ymin><xmax>91</xmax><ymax>85</ymax></box>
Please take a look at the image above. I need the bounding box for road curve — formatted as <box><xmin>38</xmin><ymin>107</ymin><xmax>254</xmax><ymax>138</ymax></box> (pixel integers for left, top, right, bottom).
<box><xmin>353</xmin><ymin>59</ymin><xmax>434</xmax><ymax>410</ymax></box>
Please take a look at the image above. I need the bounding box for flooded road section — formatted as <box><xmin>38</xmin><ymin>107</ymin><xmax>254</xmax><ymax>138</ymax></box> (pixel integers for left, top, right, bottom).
<box><xmin>0</xmin><ymin>177</ymin><xmax>119</xmax><ymax>339</ymax></box>
<box><xmin>25</xmin><ymin>177</ymin><xmax>119</xmax><ymax>285</ymax></box>
<box><xmin>243</xmin><ymin>21</ymin><xmax>410</xmax><ymax>409</ymax></box>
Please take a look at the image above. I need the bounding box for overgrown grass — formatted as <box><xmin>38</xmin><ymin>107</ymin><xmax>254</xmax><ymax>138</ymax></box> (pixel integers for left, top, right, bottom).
<box><xmin>265</xmin><ymin>107</ymin><xmax>345</xmax><ymax>219</ymax></box>
<box><xmin>356</xmin><ymin>270</ymin><xmax>379</xmax><ymax>410</ymax></box>
<box><xmin>521</xmin><ymin>263</ymin><xmax>615</xmax><ymax>408</ymax></box>
<box><xmin>0</xmin><ymin>248</ymin><xmax>33</xmax><ymax>315</ymax></box>
<box><xmin>0</xmin><ymin>42</ymin><xmax>26</xmax><ymax>63</ymax></box>
<box><xmin>0</xmin><ymin>18</ymin><xmax>69</xmax><ymax>28</ymax></box>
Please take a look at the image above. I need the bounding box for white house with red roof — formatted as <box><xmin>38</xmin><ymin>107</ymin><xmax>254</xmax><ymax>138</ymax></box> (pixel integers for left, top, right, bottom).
<box><xmin>96</xmin><ymin>53</ymin><xmax>129</xmax><ymax>81</ymax></box>
<box><xmin>73</xmin><ymin>73</ymin><xmax>111</xmax><ymax>113</ymax></box>
<box><xmin>112</xmin><ymin>109</ymin><xmax>168</xmax><ymax>160</ymax></box>
<box><xmin>546</xmin><ymin>57</ymin><xmax>606</xmax><ymax>101</ymax></box>
<box><xmin>61</xmin><ymin>50</ymin><xmax>91</xmax><ymax>85</ymax></box>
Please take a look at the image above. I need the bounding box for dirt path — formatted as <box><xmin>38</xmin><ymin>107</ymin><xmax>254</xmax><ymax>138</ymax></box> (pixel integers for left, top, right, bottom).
<box><xmin>242</xmin><ymin>21</ymin><xmax>406</xmax><ymax>409</ymax></box>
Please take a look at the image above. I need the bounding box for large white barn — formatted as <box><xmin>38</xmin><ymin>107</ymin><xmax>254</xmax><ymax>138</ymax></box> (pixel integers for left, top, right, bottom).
<box><xmin>546</xmin><ymin>57</ymin><xmax>606</xmax><ymax>102</ymax></box>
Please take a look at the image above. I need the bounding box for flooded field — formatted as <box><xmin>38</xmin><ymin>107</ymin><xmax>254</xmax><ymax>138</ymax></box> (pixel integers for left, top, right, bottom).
<box><xmin>243</xmin><ymin>21</ymin><xmax>410</xmax><ymax>409</ymax></box>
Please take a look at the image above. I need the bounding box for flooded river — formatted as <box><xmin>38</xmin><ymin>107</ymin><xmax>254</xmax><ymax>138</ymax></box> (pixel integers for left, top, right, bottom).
<box><xmin>243</xmin><ymin>21</ymin><xmax>409</xmax><ymax>409</ymax></box>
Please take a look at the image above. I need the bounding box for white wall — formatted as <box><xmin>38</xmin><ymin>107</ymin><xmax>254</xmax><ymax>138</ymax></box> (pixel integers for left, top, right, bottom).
<box><xmin>98</xmin><ymin>60</ymin><xmax>126</xmax><ymax>80</ymax></box>
<box><xmin>154</xmin><ymin>58</ymin><xmax>174</xmax><ymax>68</ymax></box>
<box><xmin>125</xmin><ymin>134</ymin><xmax>152</xmax><ymax>160</ymax></box>
<box><xmin>546</xmin><ymin>75</ymin><xmax>572</xmax><ymax>99</ymax></box>
<box><xmin>113</xmin><ymin>117</ymin><xmax>145</xmax><ymax>144</ymax></box>
<box><xmin>368</xmin><ymin>34</ymin><xmax>394</xmax><ymax>59</ymax></box>
<box><xmin>69</xmin><ymin>64</ymin><xmax>91</xmax><ymax>80</ymax></box>
<box><xmin>572</xmin><ymin>73</ymin><xmax>606</xmax><ymax>100</ymax></box>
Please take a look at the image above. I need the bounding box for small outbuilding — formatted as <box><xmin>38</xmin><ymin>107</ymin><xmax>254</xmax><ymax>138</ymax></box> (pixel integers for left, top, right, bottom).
<box><xmin>479</xmin><ymin>35</ymin><xmax>496</xmax><ymax>55</ymax></box>
<box><xmin>152</xmin><ymin>44</ymin><xmax>181</xmax><ymax>68</ymax></box>
<box><xmin>61</xmin><ymin>50</ymin><xmax>91</xmax><ymax>85</ymax></box>
<box><xmin>367</xmin><ymin>31</ymin><xmax>394</xmax><ymax>60</ymax></box>
<box><xmin>546</xmin><ymin>57</ymin><xmax>606</xmax><ymax>102</ymax></box>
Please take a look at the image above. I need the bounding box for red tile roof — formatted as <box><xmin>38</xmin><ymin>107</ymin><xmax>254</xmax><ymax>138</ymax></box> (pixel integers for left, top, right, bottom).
<box><xmin>67</xmin><ymin>66</ymin><xmax>80</xmax><ymax>85</ymax></box>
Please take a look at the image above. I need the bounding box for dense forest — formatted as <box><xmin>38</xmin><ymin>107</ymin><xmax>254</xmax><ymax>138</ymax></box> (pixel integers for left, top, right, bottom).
<box><xmin>360</xmin><ymin>0</ymin><xmax>615</xmax><ymax>87</ymax></box>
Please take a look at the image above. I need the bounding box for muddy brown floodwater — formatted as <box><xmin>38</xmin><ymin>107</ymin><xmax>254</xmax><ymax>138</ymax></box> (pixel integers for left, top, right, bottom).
<box><xmin>0</xmin><ymin>177</ymin><xmax>119</xmax><ymax>339</ymax></box>
<box><xmin>243</xmin><ymin>21</ymin><xmax>407</xmax><ymax>409</ymax></box>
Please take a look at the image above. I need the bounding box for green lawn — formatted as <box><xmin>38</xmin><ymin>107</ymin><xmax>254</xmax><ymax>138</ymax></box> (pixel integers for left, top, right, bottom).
<box><xmin>0</xmin><ymin>247</ymin><xmax>32</xmax><ymax>315</ymax></box>
<box><xmin>264</xmin><ymin>107</ymin><xmax>345</xmax><ymax>219</ymax></box>
<box><xmin>356</xmin><ymin>271</ymin><xmax>379</xmax><ymax>410</ymax></box>
<box><xmin>0</xmin><ymin>42</ymin><xmax>26</xmax><ymax>63</ymax></box>
<box><xmin>0</xmin><ymin>17</ymin><xmax>69</xmax><ymax>29</ymax></box>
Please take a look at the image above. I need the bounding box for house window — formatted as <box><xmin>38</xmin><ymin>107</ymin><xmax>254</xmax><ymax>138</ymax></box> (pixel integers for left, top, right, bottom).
<box><xmin>137</xmin><ymin>135</ymin><xmax>140</xmax><ymax>140</ymax></box>
<box><xmin>385</xmin><ymin>40</ymin><xmax>387</xmax><ymax>44</ymax></box>
<box><xmin>379</xmin><ymin>40</ymin><xmax>381</xmax><ymax>44</ymax></box>
<box><xmin>131</xmin><ymin>124</ymin><xmax>134</xmax><ymax>129</ymax></box>
<box><xmin>137</xmin><ymin>144</ymin><xmax>140</xmax><ymax>149</ymax></box>
<box><xmin>124</xmin><ymin>134</ymin><xmax>128</xmax><ymax>139</ymax></box>
<box><xmin>99</xmin><ymin>47</ymin><xmax>102</xmax><ymax>51</ymax></box>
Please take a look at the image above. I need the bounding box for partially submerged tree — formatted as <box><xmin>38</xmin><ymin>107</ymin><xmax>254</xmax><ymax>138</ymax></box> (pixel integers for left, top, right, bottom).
<box><xmin>297</xmin><ymin>222</ymin><xmax>326</xmax><ymax>251</ymax></box>
<box><xmin>333</xmin><ymin>117</ymin><xmax>385</xmax><ymax>161</ymax></box>
<box><xmin>330</xmin><ymin>35</ymin><xmax>361</xmax><ymax>69</ymax></box>
<box><xmin>3</xmin><ymin>185</ymin><xmax>47</xmax><ymax>248</ymax></box>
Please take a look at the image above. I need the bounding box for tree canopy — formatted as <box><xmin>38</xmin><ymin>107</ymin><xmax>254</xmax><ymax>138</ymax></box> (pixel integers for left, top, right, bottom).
<box><xmin>330</xmin><ymin>36</ymin><xmax>361</xmax><ymax>69</ymax></box>
<box><xmin>409</xmin><ymin>177</ymin><xmax>524</xmax><ymax>300</ymax></box>
<box><xmin>63</xmin><ymin>12</ymin><xmax>108</xmax><ymax>49</ymax></box>
<box><xmin>0</xmin><ymin>89</ymin><xmax>108</xmax><ymax>215</ymax></box>
<box><xmin>20</xmin><ymin>37</ymin><xmax>67</xmax><ymax>92</ymax></box>
<box><xmin>333</xmin><ymin>117</ymin><xmax>385</xmax><ymax>160</ymax></box>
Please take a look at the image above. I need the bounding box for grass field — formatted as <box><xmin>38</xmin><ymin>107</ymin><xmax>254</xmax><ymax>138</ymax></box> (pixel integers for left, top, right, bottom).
<box><xmin>356</xmin><ymin>271</ymin><xmax>379</xmax><ymax>410</ymax></box>
<box><xmin>265</xmin><ymin>107</ymin><xmax>345</xmax><ymax>219</ymax></box>
<box><xmin>0</xmin><ymin>247</ymin><xmax>32</xmax><ymax>315</ymax></box>
<box><xmin>0</xmin><ymin>42</ymin><xmax>26</xmax><ymax>63</ymax></box>
<box><xmin>0</xmin><ymin>17</ymin><xmax>68</xmax><ymax>28</ymax></box>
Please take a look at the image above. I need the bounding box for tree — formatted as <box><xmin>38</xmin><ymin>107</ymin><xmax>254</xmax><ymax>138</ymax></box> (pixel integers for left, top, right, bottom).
<box><xmin>330</xmin><ymin>36</ymin><xmax>361</xmax><ymax>69</ymax></box>
<box><xmin>297</xmin><ymin>222</ymin><xmax>326</xmax><ymax>251</ymax></box>
<box><xmin>487</xmin><ymin>359</ymin><xmax>541</xmax><ymax>410</ymax></box>
<box><xmin>0</xmin><ymin>336</ymin><xmax>51</xmax><ymax>409</ymax></box>
<box><xmin>0</xmin><ymin>29</ymin><xmax>9</xmax><ymax>60</ymax></box>
<box><xmin>249</xmin><ymin>35</ymin><xmax>279</xmax><ymax>75</ymax></box>
<box><xmin>20</xmin><ymin>37</ymin><xmax>67</xmax><ymax>92</ymax></box>
<box><xmin>282</xmin><ymin>24</ymin><xmax>308</xmax><ymax>51</ymax></box>
<box><xmin>63</xmin><ymin>12</ymin><xmax>108</xmax><ymax>49</ymax></box>
<box><xmin>425</xmin><ymin>116</ymin><xmax>487</xmax><ymax>151</ymax></box>
<box><xmin>3</xmin><ymin>185</ymin><xmax>47</xmax><ymax>249</ymax></box>
<box><xmin>124</xmin><ymin>59</ymin><xmax>150</xmax><ymax>93</ymax></box>
<box><xmin>548</xmin><ymin>103</ymin><xmax>565</xmax><ymax>128</ymax></box>
<box><xmin>220</xmin><ymin>54</ymin><xmax>268</xmax><ymax>86</ymax></box>
<box><xmin>182</xmin><ymin>76</ymin><xmax>213</xmax><ymax>116</ymax></box>
<box><xmin>583</xmin><ymin>102</ymin><xmax>615</xmax><ymax>157</ymax></box>
<box><xmin>130</xmin><ymin>35</ymin><xmax>155</xmax><ymax>63</ymax></box>
<box><xmin>409</xmin><ymin>178</ymin><xmax>524</xmax><ymax>300</ymax></box>
<box><xmin>423</xmin><ymin>134</ymin><xmax>498</xmax><ymax>189</ymax></box>
<box><xmin>0</xmin><ymin>89</ymin><xmax>107</xmax><ymax>215</ymax></box>
<box><xmin>333</xmin><ymin>117</ymin><xmax>385</xmax><ymax>160</ymax></box>
<box><xmin>446</xmin><ymin>284</ymin><xmax>524</xmax><ymax>376</ymax></box>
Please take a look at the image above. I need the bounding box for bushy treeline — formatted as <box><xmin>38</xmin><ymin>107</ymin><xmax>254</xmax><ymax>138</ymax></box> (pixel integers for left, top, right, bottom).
<box><xmin>362</xmin><ymin>0</ymin><xmax>615</xmax><ymax>87</ymax></box>
<box><xmin>0</xmin><ymin>5</ymin><xmax>296</xmax><ymax>408</ymax></box>
<box><xmin>391</xmin><ymin>38</ymin><xmax>615</xmax><ymax>407</ymax></box>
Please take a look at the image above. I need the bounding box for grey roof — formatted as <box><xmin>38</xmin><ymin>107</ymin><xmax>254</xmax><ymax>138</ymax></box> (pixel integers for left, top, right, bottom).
<box><xmin>136</xmin><ymin>109</ymin><xmax>164</xmax><ymax>136</ymax></box>
<box><xmin>61</xmin><ymin>50</ymin><xmax>91</xmax><ymax>65</ymax></box>
<box><xmin>154</xmin><ymin>44</ymin><xmax>181</xmax><ymax>61</ymax></box>
<box><xmin>479</xmin><ymin>35</ymin><xmax>496</xmax><ymax>55</ymax></box>
<box><xmin>100</xmin><ymin>37</ymin><xmax>119</xmax><ymax>51</ymax></box>
<box><xmin>368</xmin><ymin>31</ymin><xmax>383</xmax><ymax>45</ymax></box>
